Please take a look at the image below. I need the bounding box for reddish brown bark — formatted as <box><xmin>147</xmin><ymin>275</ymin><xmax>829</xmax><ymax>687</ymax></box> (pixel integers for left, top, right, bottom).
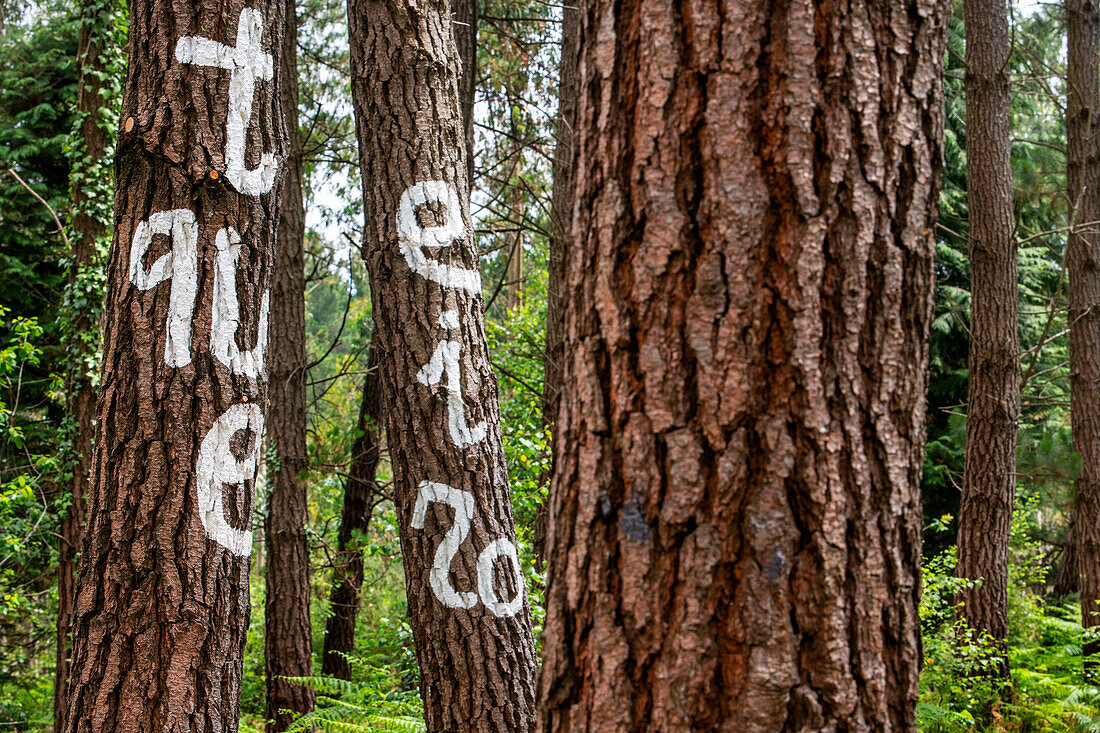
<box><xmin>538</xmin><ymin>0</ymin><xmax>946</xmax><ymax>730</ymax></box>
<box><xmin>54</xmin><ymin>3</ymin><xmax>112</xmax><ymax>727</ymax></box>
<box><xmin>955</xmin><ymin>0</ymin><xmax>1018</xmax><ymax>680</ymax></box>
<box><xmin>63</xmin><ymin>0</ymin><xmax>288</xmax><ymax>727</ymax></box>
<box><xmin>1067</xmin><ymin>0</ymin><xmax>1100</xmax><ymax>667</ymax></box>
<box><xmin>348</xmin><ymin>0</ymin><xmax>538</xmax><ymax>729</ymax></box>
<box><xmin>321</xmin><ymin>347</ymin><xmax>382</xmax><ymax>681</ymax></box>
<box><xmin>264</xmin><ymin>0</ymin><xmax>313</xmax><ymax>727</ymax></box>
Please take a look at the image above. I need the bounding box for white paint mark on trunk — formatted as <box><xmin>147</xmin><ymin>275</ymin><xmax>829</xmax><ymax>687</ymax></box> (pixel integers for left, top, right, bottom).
<box><xmin>212</xmin><ymin>226</ymin><xmax>269</xmax><ymax>379</ymax></box>
<box><xmin>476</xmin><ymin>538</ymin><xmax>524</xmax><ymax>617</ymax></box>
<box><xmin>196</xmin><ymin>403</ymin><xmax>264</xmax><ymax>556</ymax></box>
<box><xmin>416</xmin><ymin>340</ymin><xmax>488</xmax><ymax>448</ymax></box>
<box><xmin>397</xmin><ymin>181</ymin><xmax>481</xmax><ymax>294</ymax></box>
<box><xmin>128</xmin><ymin>208</ymin><xmax>199</xmax><ymax>367</ymax></box>
<box><xmin>439</xmin><ymin>309</ymin><xmax>460</xmax><ymax>330</ymax></box>
<box><xmin>175</xmin><ymin>8</ymin><xmax>280</xmax><ymax>196</ymax></box>
<box><xmin>412</xmin><ymin>481</ymin><xmax>478</xmax><ymax>609</ymax></box>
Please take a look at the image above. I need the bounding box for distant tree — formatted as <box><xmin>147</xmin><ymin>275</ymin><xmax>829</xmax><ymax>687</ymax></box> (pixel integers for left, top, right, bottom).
<box><xmin>63</xmin><ymin>0</ymin><xmax>288</xmax><ymax>727</ymax></box>
<box><xmin>453</xmin><ymin>0</ymin><xmax>475</xmax><ymax>190</ymax></box>
<box><xmin>1067</xmin><ymin>0</ymin><xmax>1100</xmax><ymax>668</ymax></box>
<box><xmin>265</xmin><ymin>0</ymin><xmax>314</xmax><ymax>728</ymax></box>
<box><xmin>534</xmin><ymin>0</ymin><xmax>577</xmax><ymax>565</ymax></box>
<box><xmin>955</xmin><ymin>0</ymin><xmax>1018</xmax><ymax>681</ymax></box>
<box><xmin>321</xmin><ymin>345</ymin><xmax>383</xmax><ymax>681</ymax></box>
<box><xmin>538</xmin><ymin>0</ymin><xmax>947</xmax><ymax>730</ymax></box>
<box><xmin>347</xmin><ymin>0</ymin><xmax>538</xmax><ymax>728</ymax></box>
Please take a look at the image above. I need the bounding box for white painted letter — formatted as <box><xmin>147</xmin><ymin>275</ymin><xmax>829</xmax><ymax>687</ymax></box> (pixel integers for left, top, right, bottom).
<box><xmin>411</xmin><ymin>481</ymin><xmax>478</xmax><ymax>609</ymax></box>
<box><xmin>416</xmin><ymin>340</ymin><xmax>488</xmax><ymax>448</ymax></box>
<box><xmin>128</xmin><ymin>208</ymin><xmax>199</xmax><ymax>368</ymax></box>
<box><xmin>477</xmin><ymin>538</ymin><xmax>524</xmax><ymax>617</ymax></box>
<box><xmin>397</xmin><ymin>181</ymin><xmax>481</xmax><ymax>294</ymax></box>
<box><xmin>196</xmin><ymin>403</ymin><xmax>264</xmax><ymax>556</ymax></box>
<box><xmin>212</xmin><ymin>226</ymin><xmax>269</xmax><ymax>379</ymax></box>
<box><xmin>175</xmin><ymin>8</ymin><xmax>280</xmax><ymax>196</ymax></box>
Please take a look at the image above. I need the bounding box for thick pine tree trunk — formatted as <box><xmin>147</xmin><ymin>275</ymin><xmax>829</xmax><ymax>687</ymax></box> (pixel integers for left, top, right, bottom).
<box><xmin>54</xmin><ymin>2</ymin><xmax>116</xmax><ymax>728</ymax></box>
<box><xmin>63</xmin><ymin>0</ymin><xmax>287</xmax><ymax>727</ymax></box>
<box><xmin>321</xmin><ymin>347</ymin><xmax>382</xmax><ymax>680</ymax></box>
<box><xmin>955</xmin><ymin>0</ymin><xmax>1018</xmax><ymax>680</ymax></box>
<box><xmin>538</xmin><ymin>0</ymin><xmax>946</xmax><ymax>730</ymax></box>
<box><xmin>264</xmin><ymin>0</ymin><xmax>313</xmax><ymax>727</ymax></box>
<box><xmin>1067</xmin><ymin>0</ymin><xmax>1100</xmax><ymax>667</ymax></box>
<box><xmin>347</xmin><ymin>0</ymin><xmax>538</xmax><ymax>729</ymax></box>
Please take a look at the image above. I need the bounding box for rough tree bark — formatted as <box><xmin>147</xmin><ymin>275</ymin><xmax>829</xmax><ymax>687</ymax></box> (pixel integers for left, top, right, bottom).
<box><xmin>348</xmin><ymin>0</ymin><xmax>538</xmax><ymax>729</ymax></box>
<box><xmin>1067</xmin><ymin>0</ymin><xmax>1100</xmax><ymax>667</ymax></box>
<box><xmin>533</xmin><ymin>2</ymin><xmax>579</xmax><ymax>566</ymax></box>
<box><xmin>538</xmin><ymin>0</ymin><xmax>947</xmax><ymax>730</ymax></box>
<box><xmin>321</xmin><ymin>346</ymin><xmax>382</xmax><ymax>681</ymax></box>
<box><xmin>54</xmin><ymin>0</ymin><xmax>117</xmax><ymax>728</ymax></box>
<box><xmin>955</xmin><ymin>0</ymin><xmax>1018</xmax><ymax>680</ymax></box>
<box><xmin>63</xmin><ymin>0</ymin><xmax>287</xmax><ymax>727</ymax></box>
<box><xmin>264</xmin><ymin>0</ymin><xmax>313</xmax><ymax>727</ymax></box>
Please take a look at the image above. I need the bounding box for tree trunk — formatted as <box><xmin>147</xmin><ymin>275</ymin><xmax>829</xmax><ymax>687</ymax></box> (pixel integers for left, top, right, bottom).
<box><xmin>264</xmin><ymin>0</ymin><xmax>313</xmax><ymax>727</ymax></box>
<box><xmin>955</xmin><ymin>0</ymin><xmax>1018</xmax><ymax>681</ymax></box>
<box><xmin>63</xmin><ymin>0</ymin><xmax>288</xmax><ymax>727</ymax></box>
<box><xmin>538</xmin><ymin>0</ymin><xmax>946</xmax><ymax>730</ymax></box>
<box><xmin>321</xmin><ymin>346</ymin><xmax>382</xmax><ymax>681</ymax></box>
<box><xmin>1053</xmin><ymin>523</ymin><xmax>1079</xmax><ymax>599</ymax></box>
<box><xmin>534</xmin><ymin>1</ymin><xmax>579</xmax><ymax>566</ymax></box>
<box><xmin>54</xmin><ymin>1</ymin><xmax>118</xmax><ymax>729</ymax></box>
<box><xmin>1067</xmin><ymin>0</ymin><xmax>1100</xmax><ymax>667</ymax></box>
<box><xmin>452</xmin><ymin>0</ymin><xmax>476</xmax><ymax>190</ymax></box>
<box><xmin>506</xmin><ymin>157</ymin><xmax>524</xmax><ymax>311</ymax></box>
<box><xmin>347</xmin><ymin>0</ymin><xmax>538</xmax><ymax>729</ymax></box>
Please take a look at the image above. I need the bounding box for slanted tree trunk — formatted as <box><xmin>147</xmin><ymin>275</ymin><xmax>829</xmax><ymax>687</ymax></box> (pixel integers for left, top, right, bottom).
<box><xmin>347</xmin><ymin>0</ymin><xmax>538</xmax><ymax>729</ymax></box>
<box><xmin>1067</xmin><ymin>0</ymin><xmax>1100</xmax><ymax>667</ymax></box>
<box><xmin>54</xmin><ymin>1</ymin><xmax>119</xmax><ymax>729</ymax></box>
<box><xmin>452</xmin><ymin>0</ymin><xmax>476</xmax><ymax>189</ymax></box>
<box><xmin>534</xmin><ymin>2</ymin><xmax>579</xmax><ymax>566</ymax></box>
<box><xmin>538</xmin><ymin>0</ymin><xmax>947</xmax><ymax>730</ymax></box>
<box><xmin>955</xmin><ymin>0</ymin><xmax>1018</xmax><ymax>681</ymax></box>
<box><xmin>321</xmin><ymin>346</ymin><xmax>382</xmax><ymax>680</ymax></box>
<box><xmin>63</xmin><ymin>0</ymin><xmax>288</xmax><ymax>727</ymax></box>
<box><xmin>265</xmin><ymin>0</ymin><xmax>313</xmax><ymax>727</ymax></box>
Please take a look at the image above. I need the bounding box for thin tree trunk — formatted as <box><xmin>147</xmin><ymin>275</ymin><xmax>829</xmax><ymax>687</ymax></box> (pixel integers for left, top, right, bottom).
<box><xmin>53</xmin><ymin>0</ymin><xmax>116</xmax><ymax>721</ymax></box>
<box><xmin>63</xmin><ymin>0</ymin><xmax>288</xmax><ymax>726</ymax></box>
<box><xmin>321</xmin><ymin>346</ymin><xmax>382</xmax><ymax>681</ymax></box>
<box><xmin>54</xmin><ymin>0</ymin><xmax>117</xmax><ymax>726</ymax></box>
<box><xmin>265</xmin><ymin>0</ymin><xmax>313</xmax><ymax>727</ymax></box>
<box><xmin>506</xmin><ymin>157</ymin><xmax>524</xmax><ymax>311</ymax></box>
<box><xmin>1053</xmin><ymin>523</ymin><xmax>1079</xmax><ymax>599</ymax></box>
<box><xmin>452</xmin><ymin>0</ymin><xmax>476</xmax><ymax>190</ymax></box>
<box><xmin>955</xmin><ymin>0</ymin><xmax>1018</xmax><ymax>681</ymax></box>
<box><xmin>538</xmin><ymin>0</ymin><xmax>946</xmax><ymax>730</ymax></box>
<box><xmin>1067</xmin><ymin>0</ymin><xmax>1100</xmax><ymax>668</ymax></box>
<box><xmin>347</xmin><ymin>0</ymin><xmax>538</xmax><ymax>729</ymax></box>
<box><xmin>534</xmin><ymin>2</ymin><xmax>579</xmax><ymax>566</ymax></box>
